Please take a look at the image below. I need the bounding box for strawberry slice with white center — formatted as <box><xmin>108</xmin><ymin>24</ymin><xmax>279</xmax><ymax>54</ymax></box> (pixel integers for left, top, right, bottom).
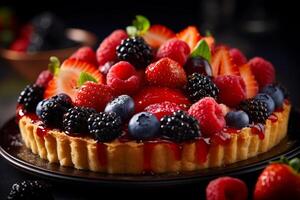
<box><xmin>211</xmin><ymin>46</ymin><xmax>240</xmax><ymax>77</ymax></box>
<box><xmin>239</xmin><ymin>63</ymin><xmax>259</xmax><ymax>98</ymax></box>
<box><xmin>177</xmin><ymin>26</ymin><xmax>201</xmax><ymax>50</ymax></box>
<box><xmin>142</xmin><ymin>24</ymin><xmax>175</xmax><ymax>49</ymax></box>
<box><xmin>44</xmin><ymin>58</ymin><xmax>105</xmax><ymax>101</ymax></box>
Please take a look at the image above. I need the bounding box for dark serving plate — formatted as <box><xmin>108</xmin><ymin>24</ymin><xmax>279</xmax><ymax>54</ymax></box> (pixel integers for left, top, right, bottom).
<box><xmin>0</xmin><ymin>111</ymin><xmax>299</xmax><ymax>187</ymax></box>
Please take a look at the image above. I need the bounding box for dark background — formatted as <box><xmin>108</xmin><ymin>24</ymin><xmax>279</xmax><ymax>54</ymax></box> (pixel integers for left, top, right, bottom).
<box><xmin>0</xmin><ymin>0</ymin><xmax>299</xmax><ymax>199</ymax></box>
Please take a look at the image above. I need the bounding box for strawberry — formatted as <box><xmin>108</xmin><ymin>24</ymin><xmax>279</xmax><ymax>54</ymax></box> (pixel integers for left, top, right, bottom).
<box><xmin>176</xmin><ymin>26</ymin><xmax>201</xmax><ymax>51</ymax></box>
<box><xmin>248</xmin><ymin>57</ymin><xmax>275</xmax><ymax>89</ymax></box>
<box><xmin>254</xmin><ymin>157</ymin><xmax>300</xmax><ymax>200</ymax></box>
<box><xmin>211</xmin><ymin>46</ymin><xmax>240</xmax><ymax>77</ymax></box>
<box><xmin>70</xmin><ymin>46</ymin><xmax>98</xmax><ymax>66</ymax></box>
<box><xmin>74</xmin><ymin>82</ymin><xmax>113</xmax><ymax>112</ymax></box>
<box><xmin>35</xmin><ymin>70</ymin><xmax>53</xmax><ymax>87</ymax></box>
<box><xmin>145</xmin><ymin>58</ymin><xmax>187</xmax><ymax>88</ymax></box>
<box><xmin>9</xmin><ymin>38</ymin><xmax>29</xmax><ymax>52</ymax></box>
<box><xmin>44</xmin><ymin>59</ymin><xmax>105</xmax><ymax>101</ymax></box>
<box><xmin>156</xmin><ymin>38</ymin><xmax>190</xmax><ymax>66</ymax></box>
<box><xmin>229</xmin><ymin>48</ymin><xmax>247</xmax><ymax>66</ymax></box>
<box><xmin>142</xmin><ymin>24</ymin><xmax>175</xmax><ymax>49</ymax></box>
<box><xmin>96</xmin><ymin>29</ymin><xmax>128</xmax><ymax>66</ymax></box>
<box><xmin>144</xmin><ymin>101</ymin><xmax>186</xmax><ymax>120</ymax></box>
<box><xmin>134</xmin><ymin>87</ymin><xmax>191</xmax><ymax>112</ymax></box>
<box><xmin>239</xmin><ymin>63</ymin><xmax>259</xmax><ymax>98</ymax></box>
<box><xmin>203</xmin><ymin>36</ymin><xmax>215</xmax><ymax>51</ymax></box>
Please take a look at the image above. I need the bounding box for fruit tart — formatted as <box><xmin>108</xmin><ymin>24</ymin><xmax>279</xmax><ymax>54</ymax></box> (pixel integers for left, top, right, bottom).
<box><xmin>17</xmin><ymin>16</ymin><xmax>291</xmax><ymax>174</ymax></box>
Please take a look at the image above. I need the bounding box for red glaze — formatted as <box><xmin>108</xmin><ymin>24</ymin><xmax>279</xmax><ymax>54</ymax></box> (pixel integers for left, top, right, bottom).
<box><xmin>275</xmin><ymin>107</ymin><xmax>284</xmax><ymax>112</ymax></box>
<box><xmin>211</xmin><ymin>131</ymin><xmax>231</xmax><ymax>145</ymax></box>
<box><xmin>268</xmin><ymin>114</ymin><xmax>278</xmax><ymax>123</ymax></box>
<box><xmin>222</xmin><ymin>127</ymin><xmax>241</xmax><ymax>134</ymax></box>
<box><xmin>195</xmin><ymin>138</ymin><xmax>209</xmax><ymax>164</ymax></box>
<box><xmin>36</xmin><ymin>126</ymin><xmax>49</xmax><ymax>138</ymax></box>
<box><xmin>16</xmin><ymin>105</ymin><xmax>39</xmax><ymax>123</ymax></box>
<box><xmin>97</xmin><ymin>143</ymin><xmax>108</xmax><ymax>167</ymax></box>
<box><xmin>251</xmin><ymin>123</ymin><xmax>265</xmax><ymax>140</ymax></box>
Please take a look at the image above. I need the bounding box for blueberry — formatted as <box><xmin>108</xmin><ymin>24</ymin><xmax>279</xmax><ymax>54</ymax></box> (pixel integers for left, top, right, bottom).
<box><xmin>255</xmin><ymin>93</ymin><xmax>275</xmax><ymax>114</ymax></box>
<box><xmin>128</xmin><ymin>112</ymin><xmax>160</xmax><ymax>140</ymax></box>
<box><xmin>36</xmin><ymin>100</ymin><xmax>47</xmax><ymax>117</ymax></box>
<box><xmin>261</xmin><ymin>85</ymin><xmax>284</xmax><ymax>109</ymax></box>
<box><xmin>104</xmin><ymin>95</ymin><xmax>135</xmax><ymax>121</ymax></box>
<box><xmin>225</xmin><ymin>111</ymin><xmax>249</xmax><ymax>129</ymax></box>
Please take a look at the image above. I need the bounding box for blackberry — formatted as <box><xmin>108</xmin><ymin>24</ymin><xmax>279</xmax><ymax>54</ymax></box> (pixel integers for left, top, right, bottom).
<box><xmin>160</xmin><ymin>111</ymin><xmax>201</xmax><ymax>142</ymax></box>
<box><xmin>88</xmin><ymin>112</ymin><xmax>122</xmax><ymax>142</ymax></box>
<box><xmin>185</xmin><ymin>73</ymin><xmax>219</xmax><ymax>102</ymax></box>
<box><xmin>63</xmin><ymin>107</ymin><xmax>96</xmax><ymax>135</ymax></box>
<box><xmin>239</xmin><ymin>98</ymin><xmax>269</xmax><ymax>123</ymax></box>
<box><xmin>17</xmin><ymin>84</ymin><xmax>44</xmax><ymax>112</ymax></box>
<box><xmin>51</xmin><ymin>93</ymin><xmax>73</xmax><ymax>108</ymax></box>
<box><xmin>39</xmin><ymin>94</ymin><xmax>73</xmax><ymax>128</ymax></box>
<box><xmin>116</xmin><ymin>37</ymin><xmax>153</xmax><ymax>68</ymax></box>
<box><xmin>7</xmin><ymin>180</ymin><xmax>53</xmax><ymax>200</ymax></box>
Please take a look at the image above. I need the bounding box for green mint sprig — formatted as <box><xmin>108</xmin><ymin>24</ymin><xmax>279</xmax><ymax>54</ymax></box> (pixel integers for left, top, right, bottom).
<box><xmin>190</xmin><ymin>39</ymin><xmax>211</xmax><ymax>62</ymax></box>
<box><xmin>126</xmin><ymin>15</ymin><xmax>150</xmax><ymax>37</ymax></box>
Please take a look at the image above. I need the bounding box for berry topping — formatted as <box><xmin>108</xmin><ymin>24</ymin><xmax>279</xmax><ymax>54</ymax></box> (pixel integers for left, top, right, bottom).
<box><xmin>249</xmin><ymin>57</ymin><xmax>275</xmax><ymax>89</ymax></box>
<box><xmin>206</xmin><ymin>177</ymin><xmax>248</xmax><ymax>200</ymax></box>
<box><xmin>239</xmin><ymin>63</ymin><xmax>259</xmax><ymax>98</ymax></box>
<box><xmin>214</xmin><ymin>75</ymin><xmax>246</xmax><ymax>107</ymax></box>
<box><xmin>116</xmin><ymin>36</ymin><xmax>153</xmax><ymax>68</ymax></box>
<box><xmin>18</xmin><ymin>84</ymin><xmax>44</xmax><ymax>112</ymax></box>
<box><xmin>188</xmin><ymin>97</ymin><xmax>225</xmax><ymax>137</ymax></box>
<box><xmin>211</xmin><ymin>46</ymin><xmax>240</xmax><ymax>77</ymax></box>
<box><xmin>35</xmin><ymin>70</ymin><xmax>53</xmax><ymax>87</ymax></box>
<box><xmin>70</xmin><ymin>46</ymin><xmax>98</xmax><ymax>66</ymax></box>
<box><xmin>63</xmin><ymin>106</ymin><xmax>96</xmax><ymax>135</ymax></box>
<box><xmin>225</xmin><ymin>111</ymin><xmax>250</xmax><ymax>129</ymax></box>
<box><xmin>229</xmin><ymin>48</ymin><xmax>247</xmax><ymax>66</ymax></box>
<box><xmin>145</xmin><ymin>57</ymin><xmax>187</xmax><ymax>88</ymax></box>
<box><xmin>104</xmin><ymin>95</ymin><xmax>135</xmax><ymax>121</ymax></box>
<box><xmin>7</xmin><ymin>180</ymin><xmax>53</xmax><ymax>200</ymax></box>
<box><xmin>98</xmin><ymin>61</ymin><xmax>115</xmax><ymax>75</ymax></box>
<box><xmin>156</xmin><ymin>38</ymin><xmax>190</xmax><ymax>66</ymax></box>
<box><xmin>9</xmin><ymin>38</ymin><xmax>29</xmax><ymax>52</ymax></box>
<box><xmin>106</xmin><ymin>61</ymin><xmax>141</xmax><ymax>95</ymax></box>
<box><xmin>134</xmin><ymin>87</ymin><xmax>190</xmax><ymax>112</ymax></box>
<box><xmin>44</xmin><ymin>58</ymin><xmax>105</xmax><ymax>101</ymax></box>
<box><xmin>176</xmin><ymin>26</ymin><xmax>201</xmax><ymax>50</ymax></box>
<box><xmin>160</xmin><ymin>110</ymin><xmax>201</xmax><ymax>142</ymax></box>
<box><xmin>74</xmin><ymin>82</ymin><xmax>113</xmax><ymax>112</ymax></box>
<box><xmin>238</xmin><ymin>98</ymin><xmax>269</xmax><ymax>123</ymax></box>
<box><xmin>142</xmin><ymin>24</ymin><xmax>175</xmax><ymax>48</ymax></box>
<box><xmin>145</xmin><ymin>101</ymin><xmax>185</xmax><ymax>120</ymax></box>
<box><xmin>96</xmin><ymin>29</ymin><xmax>128</xmax><ymax>66</ymax></box>
<box><xmin>88</xmin><ymin>112</ymin><xmax>122</xmax><ymax>142</ymax></box>
<box><xmin>128</xmin><ymin>112</ymin><xmax>160</xmax><ymax>140</ymax></box>
<box><xmin>38</xmin><ymin>94</ymin><xmax>73</xmax><ymax>127</ymax></box>
<box><xmin>261</xmin><ymin>85</ymin><xmax>284</xmax><ymax>109</ymax></box>
<box><xmin>185</xmin><ymin>73</ymin><xmax>219</xmax><ymax>103</ymax></box>
<box><xmin>255</xmin><ymin>93</ymin><xmax>275</xmax><ymax>114</ymax></box>
<box><xmin>184</xmin><ymin>56</ymin><xmax>212</xmax><ymax>76</ymax></box>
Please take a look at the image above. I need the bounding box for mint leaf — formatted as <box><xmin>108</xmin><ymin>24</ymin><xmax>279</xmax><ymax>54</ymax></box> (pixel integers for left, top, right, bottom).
<box><xmin>126</xmin><ymin>26</ymin><xmax>138</xmax><ymax>37</ymax></box>
<box><xmin>190</xmin><ymin>39</ymin><xmax>211</xmax><ymax>62</ymax></box>
<box><xmin>132</xmin><ymin>15</ymin><xmax>150</xmax><ymax>35</ymax></box>
<box><xmin>48</xmin><ymin>56</ymin><xmax>60</xmax><ymax>76</ymax></box>
<box><xmin>77</xmin><ymin>72</ymin><xmax>97</xmax><ymax>87</ymax></box>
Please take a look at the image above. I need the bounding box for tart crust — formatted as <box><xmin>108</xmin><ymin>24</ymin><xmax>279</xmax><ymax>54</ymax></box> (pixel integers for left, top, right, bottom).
<box><xmin>19</xmin><ymin>103</ymin><xmax>291</xmax><ymax>174</ymax></box>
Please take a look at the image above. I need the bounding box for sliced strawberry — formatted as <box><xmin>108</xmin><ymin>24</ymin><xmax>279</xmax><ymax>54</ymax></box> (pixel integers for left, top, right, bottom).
<box><xmin>142</xmin><ymin>24</ymin><xmax>175</xmax><ymax>49</ymax></box>
<box><xmin>176</xmin><ymin>26</ymin><xmax>201</xmax><ymax>50</ymax></box>
<box><xmin>211</xmin><ymin>46</ymin><xmax>240</xmax><ymax>77</ymax></box>
<box><xmin>44</xmin><ymin>59</ymin><xmax>105</xmax><ymax>101</ymax></box>
<box><xmin>239</xmin><ymin>63</ymin><xmax>259</xmax><ymax>98</ymax></box>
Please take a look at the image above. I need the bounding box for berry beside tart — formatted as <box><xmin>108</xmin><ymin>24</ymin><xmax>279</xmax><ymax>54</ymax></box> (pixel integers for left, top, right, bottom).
<box><xmin>17</xmin><ymin>16</ymin><xmax>291</xmax><ymax>174</ymax></box>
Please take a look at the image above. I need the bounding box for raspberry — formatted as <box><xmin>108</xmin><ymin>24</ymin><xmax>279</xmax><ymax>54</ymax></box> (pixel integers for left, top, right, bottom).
<box><xmin>145</xmin><ymin>57</ymin><xmax>187</xmax><ymax>88</ymax></box>
<box><xmin>74</xmin><ymin>82</ymin><xmax>113</xmax><ymax>112</ymax></box>
<box><xmin>96</xmin><ymin>30</ymin><xmax>128</xmax><ymax>66</ymax></box>
<box><xmin>9</xmin><ymin>38</ymin><xmax>29</xmax><ymax>52</ymax></box>
<box><xmin>214</xmin><ymin>75</ymin><xmax>246</xmax><ymax>107</ymax></box>
<box><xmin>156</xmin><ymin>38</ymin><xmax>190</xmax><ymax>66</ymax></box>
<box><xmin>35</xmin><ymin>70</ymin><xmax>53</xmax><ymax>87</ymax></box>
<box><xmin>206</xmin><ymin>177</ymin><xmax>248</xmax><ymax>200</ymax></box>
<box><xmin>70</xmin><ymin>46</ymin><xmax>98</xmax><ymax>66</ymax></box>
<box><xmin>144</xmin><ymin>101</ymin><xmax>186</xmax><ymax>120</ymax></box>
<box><xmin>248</xmin><ymin>57</ymin><xmax>275</xmax><ymax>88</ymax></box>
<box><xmin>106</xmin><ymin>61</ymin><xmax>141</xmax><ymax>95</ymax></box>
<box><xmin>229</xmin><ymin>48</ymin><xmax>247</xmax><ymax>66</ymax></box>
<box><xmin>188</xmin><ymin>97</ymin><xmax>225</xmax><ymax>136</ymax></box>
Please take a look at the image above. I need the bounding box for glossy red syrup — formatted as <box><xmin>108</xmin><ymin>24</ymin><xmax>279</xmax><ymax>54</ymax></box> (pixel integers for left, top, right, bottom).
<box><xmin>275</xmin><ymin>107</ymin><xmax>284</xmax><ymax>112</ymax></box>
<box><xmin>195</xmin><ymin>138</ymin><xmax>209</xmax><ymax>164</ymax></box>
<box><xmin>97</xmin><ymin>143</ymin><xmax>108</xmax><ymax>166</ymax></box>
<box><xmin>16</xmin><ymin>105</ymin><xmax>39</xmax><ymax>123</ymax></box>
<box><xmin>251</xmin><ymin>124</ymin><xmax>265</xmax><ymax>140</ymax></box>
<box><xmin>222</xmin><ymin>127</ymin><xmax>241</xmax><ymax>134</ymax></box>
<box><xmin>268</xmin><ymin>114</ymin><xmax>278</xmax><ymax>123</ymax></box>
<box><xmin>212</xmin><ymin>131</ymin><xmax>231</xmax><ymax>145</ymax></box>
<box><xmin>36</xmin><ymin>126</ymin><xmax>49</xmax><ymax>138</ymax></box>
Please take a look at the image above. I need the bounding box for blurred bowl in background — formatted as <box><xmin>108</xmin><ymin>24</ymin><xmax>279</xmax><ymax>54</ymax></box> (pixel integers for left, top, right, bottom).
<box><xmin>0</xmin><ymin>28</ymin><xmax>98</xmax><ymax>81</ymax></box>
